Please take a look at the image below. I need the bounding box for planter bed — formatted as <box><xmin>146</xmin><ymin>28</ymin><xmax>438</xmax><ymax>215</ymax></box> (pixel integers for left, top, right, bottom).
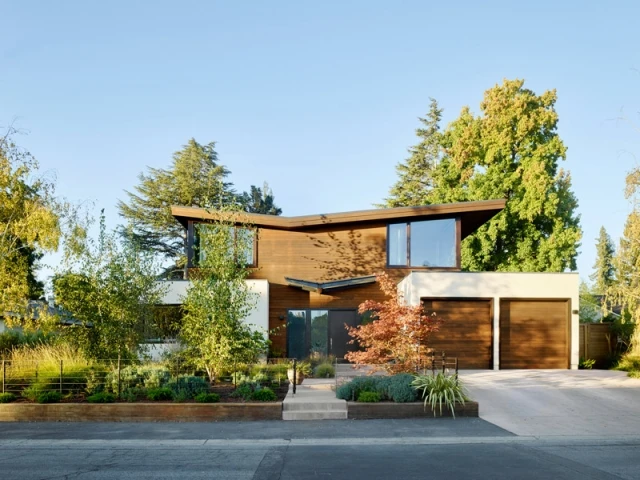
<box><xmin>347</xmin><ymin>401</ymin><xmax>478</xmax><ymax>419</ymax></box>
<box><xmin>0</xmin><ymin>402</ymin><xmax>282</xmax><ymax>422</ymax></box>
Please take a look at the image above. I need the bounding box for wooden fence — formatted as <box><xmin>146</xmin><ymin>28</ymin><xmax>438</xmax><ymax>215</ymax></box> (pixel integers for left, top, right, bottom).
<box><xmin>579</xmin><ymin>323</ymin><xmax>614</xmax><ymax>367</ymax></box>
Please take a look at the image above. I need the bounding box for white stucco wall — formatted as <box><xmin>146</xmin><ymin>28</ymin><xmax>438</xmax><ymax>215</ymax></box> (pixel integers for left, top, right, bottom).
<box><xmin>398</xmin><ymin>271</ymin><xmax>580</xmax><ymax>370</ymax></box>
<box><xmin>158</xmin><ymin>279</ymin><xmax>270</xmax><ymax>337</ymax></box>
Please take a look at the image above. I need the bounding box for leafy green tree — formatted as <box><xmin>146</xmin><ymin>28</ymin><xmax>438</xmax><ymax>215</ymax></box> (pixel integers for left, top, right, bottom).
<box><xmin>51</xmin><ymin>212</ymin><xmax>166</xmax><ymax>359</ymax></box>
<box><xmin>384</xmin><ymin>99</ymin><xmax>443</xmax><ymax>207</ymax></box>
<box><xmin>590</xmin><ymin>226</ymin><xmax>616</xmax><ymax>294</ymax></box>
<box><xmin>117</xmin><ymin>139</ymin><xmax>235</xmax><ymax>272</ymax></box>
<box><xmin>610</xmin><ymin>168</ymin><xmax>640</xmax><ymax>355</ymax></box>
<box><xmin>386</xmin><ymin>79</ymin><xmax>582</xmax><ymax>272</ymax></box>
<box><xmin>579</xmin><ymin>281</ymin><xmax>600</xmax><ymax>323</ymax></box>
<box><xmin>180</xmin><ymin>210</ymin><xmax>268</xmax><ymax>382</ymax></box>
<box><xmin>238</xmin><ymin>182</ymin><xmax>282</xmax><ymax>215</ymax></box>
<box><xmin>0</xmin><ymin>129</ymin><xmax>63</xmax><ymax>318</ymax></box>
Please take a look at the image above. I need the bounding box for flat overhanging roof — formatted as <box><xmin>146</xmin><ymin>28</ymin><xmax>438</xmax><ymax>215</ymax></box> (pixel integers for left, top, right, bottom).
<box><xmin>285</xmin><ymin>275</ymin><xmax>377</xmax><ymax>294</ymax></box>
<box><xmin>171</xmin><ymin>199</ymin><xmax>506</xmax><ymax>239</ymax></box>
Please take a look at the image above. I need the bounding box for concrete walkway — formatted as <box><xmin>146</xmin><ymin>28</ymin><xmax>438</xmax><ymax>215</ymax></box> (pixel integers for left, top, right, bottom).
<box><xmin>282</xmin><ymin>378</ymin><xmax>347</xmax><ymax>420</ymax></box>
<box><xmin>460</xmin><ymin>369</ymin><xmax>640</xmax><ymax>437</ymax></box>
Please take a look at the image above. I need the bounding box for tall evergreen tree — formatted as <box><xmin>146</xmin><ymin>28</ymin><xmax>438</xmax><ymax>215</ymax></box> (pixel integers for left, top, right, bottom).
<box><xmin>590</xmin><ymin>226</ymin><xmax>616</xmax><ymax>294</ymax></box>
<box><xmin>118</xmin><ymin>139</ymin><xmax>235</xmax><ymax>270</ymax></box>
<box><xmin>238</xmin><ymin>182</ymin><xmax>282</xmax><ymax>215</ymax></box>
<box><xmin>386</xmin><ymin>79</ymin><xmax>582</xmax><ymax>272</ymax></box>
<box><xmin>384</xmin><ymin>99</ymin><xmax>443</xmax><ymax>207</ymax></box>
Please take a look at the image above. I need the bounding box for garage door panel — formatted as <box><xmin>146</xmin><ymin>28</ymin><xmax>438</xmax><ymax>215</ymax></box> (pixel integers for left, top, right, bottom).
<box><xmin>423</xmin><ymin>299</ymin><xmax>492</xmax><ymax>369</ymax></box>
<box><xmin>500</xmin><ymin>299</ymin><xmax>569</xmax><ymax>369</ymax></box>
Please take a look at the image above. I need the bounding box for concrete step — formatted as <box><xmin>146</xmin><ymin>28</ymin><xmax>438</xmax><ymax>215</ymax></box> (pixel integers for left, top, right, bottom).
<box><xmin>282</xmin><ymin>410</ymin><xmax>348</xmax><ymax>421</ymax></box>
<box><xmin>283</xmin><ymin>401</ymin><xmax>346</xmax><ymax>411</ymax></box>
<box><xmin>300</xmin><ymin>383</ymin><xmax>335</xmax><ymax>391</ymax></box>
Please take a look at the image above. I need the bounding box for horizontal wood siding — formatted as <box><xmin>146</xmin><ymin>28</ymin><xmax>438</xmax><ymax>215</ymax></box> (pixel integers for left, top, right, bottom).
<box><xmin>250</xmin><ymin>225</ymin><xmax>403</xmax><ymax>354</ymax></box>
<box><xmin>500</xmin><ymin>299</ymin><xmax>570</xmax><ymax>369</ymax></box>
<box><xmin>422</xmin><ymin>299</ymin><xmax>493</xmax><ymax>369</ymax></box>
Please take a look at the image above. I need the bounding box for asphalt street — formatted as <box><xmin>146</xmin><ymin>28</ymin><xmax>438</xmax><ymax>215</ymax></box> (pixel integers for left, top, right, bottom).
<box><xmin>1</xmin><ymin>421</ymin><xmax>639</xmax><ymax>480</ymax></box>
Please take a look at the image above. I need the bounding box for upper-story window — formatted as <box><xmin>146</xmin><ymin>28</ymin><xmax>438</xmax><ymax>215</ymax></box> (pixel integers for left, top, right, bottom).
<box><xmin>195</xmin><ymin>224</ymin><xmax>257</xmax><ymax>267</ymax></box>
<box><xmin>387</xmin><ymin>218</ymin><xmax>457</xmax><ymax>268</ymax></box>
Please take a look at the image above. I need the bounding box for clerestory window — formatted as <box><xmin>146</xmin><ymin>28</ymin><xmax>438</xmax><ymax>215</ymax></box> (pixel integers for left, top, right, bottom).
<box><xmin>387</xmin><ymin>218</ymin><xmax>457</xmax><ymax>268</ymax></box>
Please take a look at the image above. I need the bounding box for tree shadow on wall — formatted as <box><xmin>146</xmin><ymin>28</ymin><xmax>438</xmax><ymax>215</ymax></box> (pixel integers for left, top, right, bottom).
<box><xmin>304</xmin><ymin>229</ymin><xmax>386</xmax><ymax>281</ymax></box>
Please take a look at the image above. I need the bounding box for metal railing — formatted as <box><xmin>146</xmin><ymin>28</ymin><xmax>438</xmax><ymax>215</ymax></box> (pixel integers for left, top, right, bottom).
<box><xmin>0</xmin><ymin>357</ymin><xmax>294</xmax><ymax>399</ymax></box>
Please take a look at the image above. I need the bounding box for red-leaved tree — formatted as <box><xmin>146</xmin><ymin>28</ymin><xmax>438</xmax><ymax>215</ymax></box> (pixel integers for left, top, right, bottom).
<box><xmin>345</xmin><ymin>272</ymin><xmax>441</xmax><ymax>373</ymax></box>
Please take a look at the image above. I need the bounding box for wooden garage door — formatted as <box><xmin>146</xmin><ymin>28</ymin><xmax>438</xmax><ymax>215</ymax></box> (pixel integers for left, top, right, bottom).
<box><xmin>500</xmin><ymin>299</ymin><xmax>569</xmax><ymax>369</ymax></box>
<box><xmin>422</xmin><ymin>299</ymin><xmax>493</xmax><ymax>369</ymax></box>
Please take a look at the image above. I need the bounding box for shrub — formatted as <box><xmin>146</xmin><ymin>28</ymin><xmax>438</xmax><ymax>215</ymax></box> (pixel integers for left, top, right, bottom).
<box><xmin>579</xmin><ymin>358</ymin><xmax>596</xmax><ymax>370</ymax></box>
<box><xmin>21</xmin><ymin>385</ymin><xmax>43</xmax><ymax>402</ymax></box>
<box><xmin>357</xmin><ymin>391</ymin><xmax>381</xmax><ymax>403</ymax></box>
<box><xmin>195</xmin><ymin>392</ymin><xmax>220</xmax><ymax>403</ymax></box>
<box><xmin>121</xmin><ymin>387</ymin><xmax>147</xmax><ymax>403</ymax></box>
<box><xmin>230</xmin><ymin>383</ymin><xmax>253</xmax><ymax>401</ymax></box>
<box><xmin>146</xmin><ymin>387</ymin><xmax>173</xmax><ymax>401</ymax></box>
<box><xmin>313</xmin><ymin>363</ymin><xmax>335</xmax><ymax>378</ymax></box>
<box><xmin>615</xmin><ymin>355</ymin><xmax>640</xmax><ymax>372</ymax></box>
<box><xmin>0</xmin><ymin>393</ymin><xmax>16</xmax><ymax>403</ymax></box>
<box><xmin>36</xmin><ymin>391</ymin><xmax>62</xmax><ymax>404</ymax></box>
<box><xmin>250</xmin><ymin>387</ymin><xmax>277</xmax><ymax>401</ymax></box>
<box><xmin>0</xmin><ymin>330</ymin><xmax>53</xmax><ymax>355</ymax></box>
<box><xmin>412</xmin><ymin>373</ymin><xmax>468</xmax><ymax>417</ymax></box>
<box><xmin>87</xmin><ymin>392</ymin><xmax>117</xmax><ymax>403</ymax></box>
<box><xmin>336</xmin><ymin>376</ymin><xmax>379</xmax><ymax>401</ymax></box>
<box><xmin>167</xmin><ymin>375</ymin><xmax>209</xmax><ymax>400</ymax></box>
<box><xmin>387</xmin><ymin>374</ymin><xmax>418</xmax><ymax>403</ymax></box>
<box><xmin>107</xmin><ymin>364</ymin><xmax>171</xmax><ymax>392</ymax></box>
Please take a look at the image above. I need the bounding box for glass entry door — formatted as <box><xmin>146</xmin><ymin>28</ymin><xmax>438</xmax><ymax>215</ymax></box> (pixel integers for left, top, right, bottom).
<box><xmin>286</xmin><ymin>309</ymin><xmax>358</xmax><ymax>359</ymax></box>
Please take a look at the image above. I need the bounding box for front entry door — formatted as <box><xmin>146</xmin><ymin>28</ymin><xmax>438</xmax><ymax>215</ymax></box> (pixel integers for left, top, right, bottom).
<box><xmin>286</xmin><ymin>309</ymin><xmax>359</xmax><ymax>359</ymax></box>
<box><xmin>328</xmin><ymin>310</ymin><xmax>359</xmax><ymax>359</ymax></box>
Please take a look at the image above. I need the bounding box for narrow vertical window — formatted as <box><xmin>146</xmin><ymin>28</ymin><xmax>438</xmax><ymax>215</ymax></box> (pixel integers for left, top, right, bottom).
<box><xmin>388</xmin><ymin>223</ymin><xmax>407</xmax><ymax>266</ymax></box>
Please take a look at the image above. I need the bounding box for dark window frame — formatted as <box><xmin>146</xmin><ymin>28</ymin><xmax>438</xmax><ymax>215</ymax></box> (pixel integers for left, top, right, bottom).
<box><xmin>386</xmin><ymin>217</ymin><xmax>461</xmax><ymax>269</ymax></box>
<box><xmin>187</xmin><ymin>221</ymin><xmax>258</xmax><ymax>269</ymax></box>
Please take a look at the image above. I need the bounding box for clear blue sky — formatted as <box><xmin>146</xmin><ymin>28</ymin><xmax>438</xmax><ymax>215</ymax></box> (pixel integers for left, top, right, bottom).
<box><xmin>2</xmin><ymin>0</ymin><xmax>640</xmax><ymax>281</ymax></box>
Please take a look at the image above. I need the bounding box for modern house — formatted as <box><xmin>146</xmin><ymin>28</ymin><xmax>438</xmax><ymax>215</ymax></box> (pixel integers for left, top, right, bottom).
<box><xmin>163</xmin><ymin>199</ymin><xmax>580</xmax><ymax>369</ymax></box>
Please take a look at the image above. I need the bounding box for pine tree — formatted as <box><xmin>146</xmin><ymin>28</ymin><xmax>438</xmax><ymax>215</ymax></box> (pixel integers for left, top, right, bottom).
<box><xmin>238</xmin><ymin>182</ymin><xmax>282</xmax><ymax>215</ymax></box>
<box><xmin>590</xmin><ymin>226</ymin><xmax>616</xmax><ymax>294</ymax></box>
<box><xmin>384</xmin><ymin>99</ymin><xmax>443</xmax><ymax>207</ymax></box>
<box><xmin>117</xmin><ymin>139</ymin><xmax>235</xmax><ymax>270</ymax></box>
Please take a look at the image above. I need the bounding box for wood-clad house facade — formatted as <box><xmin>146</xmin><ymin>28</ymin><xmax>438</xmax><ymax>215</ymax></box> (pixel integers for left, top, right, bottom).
<box><xmin>168</xmin><ymin>199</ymin><xmax>581</xmax><ymax>369</ymax></box>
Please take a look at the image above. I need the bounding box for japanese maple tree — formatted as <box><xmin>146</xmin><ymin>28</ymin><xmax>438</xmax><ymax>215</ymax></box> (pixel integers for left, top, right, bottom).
<box><xmin>345</xmin><ymin>272</ymin><xmax>441</xmax><ymax>373</ymax></box>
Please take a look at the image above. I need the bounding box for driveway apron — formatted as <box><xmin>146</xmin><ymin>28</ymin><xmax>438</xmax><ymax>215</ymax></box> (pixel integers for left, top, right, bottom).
<box><xmin>460</xmin><ymin>370</ymin><xmax>640</xmax><ymax>436</ymax></box>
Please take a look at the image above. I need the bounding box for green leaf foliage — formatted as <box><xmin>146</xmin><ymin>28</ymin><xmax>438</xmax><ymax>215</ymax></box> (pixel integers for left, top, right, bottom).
<box><xmin>0</xmin><ymin>393</ymin><xmax>16</xmax><ymax>403</ymax></box>
<box><xmin>180</xmin><ymin>210</ymin><xmax>269</xmax><ymax>383</ymax></box>
<box><xmin>357</xmin><ymin>391</ymin><xmax>381</xmax><ymax>403</ymax></box>
<box><xmin>385</xmin><ymin>79</ymin><xmax>581</xmax><ymax>272</ymax></box>
<box><xmin>87</xmin><ymin>392</ymin><xmax>117</xmax><ymax>403</ymax></box>
<box><xmin>146</xmin><ymin>387</ymin><xmax>173</xmax><ymax>401</ymax></box>
<box><xmin>117</xmin><ymin>139</ymin><xmax>235</xmax><ymax>267</ymax></box>
<box><xmin>36</xmin><ymin>391</ymin><xmax>62</xmax><ymax>404</ymax></box>
<box><xmin>411</xmin><ymin>373</ymin><xmax>467</xmax><ymax>417</ymax></box>
<box><xmin>195</xmin><ymin>392</ymin><xmax>220</xmax><ymax>403</ymax></box>
<box><xmin>250</xmin><ymin>387</ymin><xmax>277</xmax><ymax>402</ymax></box>
<box><xmin>52</xmin><ymin>213</ymin><xmax>167</xmax><ymax>360</ymax></box>
<box><xmin>238</xmin><ymin>182</ymin><xmax>282</xmax><ymax>215</ymax></box>
<box><xmin>591</xmin><ymin>226</ymin><xmax>616</xmax><ymax>294</ymax></box>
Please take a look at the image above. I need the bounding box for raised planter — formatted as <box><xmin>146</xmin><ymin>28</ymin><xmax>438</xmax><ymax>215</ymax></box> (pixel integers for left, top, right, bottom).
<box><xmin>0</xmin><ymin>402</ymin><xmax>282</xmax><ymax>422</ymax></box>
<box><xmin>347</xmin><ymin>401</ymin><xmax>478</xmax><ymax>419</ymax></box>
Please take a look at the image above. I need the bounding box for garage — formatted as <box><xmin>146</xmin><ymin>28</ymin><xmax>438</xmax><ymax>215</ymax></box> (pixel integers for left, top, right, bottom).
<box><xmin>499</xmin><ymin>299</ymin><xmax>570</xmax><ymax>369</ymax></box>
<box><xmin>422</xmin><ymin>298</ymin><xmax>493</xmax><ymax>369</ymax></box>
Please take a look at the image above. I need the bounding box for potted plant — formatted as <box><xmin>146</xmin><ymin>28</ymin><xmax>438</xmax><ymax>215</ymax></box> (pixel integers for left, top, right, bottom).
<box><xmin>287</xmin><ymin>360</ymin><xmax>311</xmax><ymax>385</ymax></box>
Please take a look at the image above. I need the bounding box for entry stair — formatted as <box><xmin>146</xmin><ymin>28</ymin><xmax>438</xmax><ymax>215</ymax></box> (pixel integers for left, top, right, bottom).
<box><xmin>282</xmin><ymin>378</ymin><xmax>347</xmax><ymax>421</ymax></box>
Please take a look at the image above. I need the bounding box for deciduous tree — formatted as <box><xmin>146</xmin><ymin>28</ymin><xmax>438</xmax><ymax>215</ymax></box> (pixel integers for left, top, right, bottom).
<box><xmin>1</xmin><ymin>129</ymin><xmax>62</xmax><ymax>317</ymax></box>
<box><xmin>345</xmin><ymin>272</ymin><xmax>440</xmax><ymax>373</ymax></box>
<box><xmin>385</xmin><ymin>79</ymin><xmax>582</xmax><ymax>272</ymax></box>
<box><xmin>51</xmin><ymin>212</ymin><xmax>166</xmax><ymax>359</ymax></box>
<box><xmin>180</xmin><ymin>210</ymin><xmax>268</xmax><ymax>382</ymax></box>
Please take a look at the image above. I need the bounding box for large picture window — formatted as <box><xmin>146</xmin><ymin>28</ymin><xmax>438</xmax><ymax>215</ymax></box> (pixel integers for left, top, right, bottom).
<box><xmin>387</xmin><ymin>218</ymin><xmax>457</xmax><ymax>268</ymax></box>
<box><xmin>195</xmin><ymin>224</ymin><xmax>256</xmax><ymax>267</ymax></box>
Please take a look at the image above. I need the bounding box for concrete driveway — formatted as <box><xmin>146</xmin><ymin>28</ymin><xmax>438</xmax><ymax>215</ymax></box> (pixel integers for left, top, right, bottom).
<box><xmin>459</xmin><ymin>369</ymin><xmax>640</xmax><ymax>437</ymax></box>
